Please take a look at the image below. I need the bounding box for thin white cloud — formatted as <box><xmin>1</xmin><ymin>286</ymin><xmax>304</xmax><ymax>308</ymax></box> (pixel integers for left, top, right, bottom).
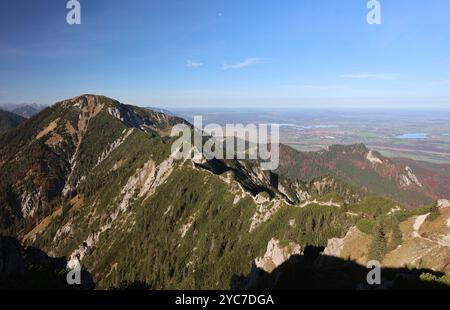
<box><xmin>340</xmin><ymin>72</ymin><xmax>399</xmax><ymax>80</ymax></box>
<box><xmin>186</xmin><ymin>60</ymin><xmax>203</xmax><ymax>68</ymax></box>
<box><xmin>222</xmin><ymin>58</ymin><xmax>263</xmax><ymax>70</ymax></box>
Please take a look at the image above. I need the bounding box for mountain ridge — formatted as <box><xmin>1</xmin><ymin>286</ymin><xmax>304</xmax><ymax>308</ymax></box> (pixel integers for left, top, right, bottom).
<box><xmin>0</xmin><ymin>94</ymin><xmax>449</xmax><ymax>289</ymax></box>
<box><xmin>277</xmin><ymin>143</ymin><xmax>450</xmax><ymax>207</ymax></box>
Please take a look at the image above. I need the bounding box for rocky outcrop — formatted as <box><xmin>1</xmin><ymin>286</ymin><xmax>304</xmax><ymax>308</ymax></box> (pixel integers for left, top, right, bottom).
<box><xmin>438</xmin><ymin>199</ymin><xmax>450</xmax><ymax>209</ymax></box>
<box><xmin>320</xmin><ymin>226</ymin><xmax>372</xmax><ymax>266</ymax></box>
<box><xmin>366</xmin><ymin>150</ymin><xmax>383</xmax><ymax>165</ymax></box>
<box><xmin>249</xmin><ymin>200</ymin><xmax>282</xmax><ymax>232</ymax></box>
<box><xmin>323</xmin><ymin>226</ymin><xmax>359</xmax><ymax>258</ymax></box>
<box><xmin>255</xmin><ymin>238</ymin><xmax>301</xmax><ymax>273</ymax></box>
<box><xmin>399</xmin><ymin>166</ymin><xmax>423</xmax><ymax>188</ymax></box>
<box><xmin>94</xmin><ymin>128</ymin><xmax>134</xmax><ymax>168</ymax></box>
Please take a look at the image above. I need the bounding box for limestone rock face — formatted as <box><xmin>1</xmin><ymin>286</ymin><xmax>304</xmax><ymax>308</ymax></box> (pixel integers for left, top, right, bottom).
<box><xmin>323</xmin><ymin>226</ymin><xmax>359</xmax><ymax>258</ymax></box>
<box><xmin>323</xmin><ymin>235</ymin><xmax>346</xmax><ymax>258</ymax></box>
<box><xmin>255</xmin><ymin>238</ymin><xmax>301</xmax><ymax>273</ymax></box>
<box><xmin>437</xmin><ymin>199</ymin><xmax>450</xmax><ymax>209</ymax></box>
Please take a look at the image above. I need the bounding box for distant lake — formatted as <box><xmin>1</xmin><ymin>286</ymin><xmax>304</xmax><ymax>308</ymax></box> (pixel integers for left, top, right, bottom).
<box><xmin>396</xmin><ymin>133</ymin><xmax>429</xmax><ymax>139</ymax></box>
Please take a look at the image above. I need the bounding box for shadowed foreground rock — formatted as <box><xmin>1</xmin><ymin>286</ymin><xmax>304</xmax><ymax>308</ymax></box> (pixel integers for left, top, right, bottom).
<box><xmin>0</xmin><ymin>236</ymin><xmax>94</xmax><ymax>290</ymax></box>
<box><xmin>231</xmin><ymin>245</ymin><xmax>450</xmax><ymax>290</ymax></box>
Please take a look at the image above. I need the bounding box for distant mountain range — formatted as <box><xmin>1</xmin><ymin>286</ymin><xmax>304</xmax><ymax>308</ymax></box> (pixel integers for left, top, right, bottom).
<box><xmin>0</xmin><ymin>103</ymin><xmax>47</xmax><ymax>119</ymax></box>
<box><xmin>0</xmin><ymin>94</ymin><xmax>449</xmax><ymax>289</ymax></box>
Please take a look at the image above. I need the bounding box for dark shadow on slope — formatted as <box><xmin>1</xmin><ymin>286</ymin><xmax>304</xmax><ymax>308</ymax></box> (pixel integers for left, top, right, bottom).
<box><xmin>0</xmin><ymin>236</ymin><xmax>95</xmax><ymax>290</ymax></box>
<box><xmin>195</xmin><ymin>158</ymin><xmax>277</xmax><ymax>199</ymax></box>
<box><xmin>231</xmin><ymin>245</ymin><xmax>450</xmax><ymax>290</ymax></box>
<box><xmin>195</xmin><ymin>158</ymin><xmax>231</xmax><ymax>175</ymax></box>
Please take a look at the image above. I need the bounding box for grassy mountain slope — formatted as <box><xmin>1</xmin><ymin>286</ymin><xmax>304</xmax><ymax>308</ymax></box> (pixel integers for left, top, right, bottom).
<box><xmin>0</xmin><ymin>109</ymin><xmax>25</xmax><ymax>132</ymax></box>
<box><xmin>277</xmin><ymin>143</ymin><xmax>450</xmax><ymax>207</ymax></box>
<box><xmin>0</xmin><ymin>94</ymin><xmax>448</xmax><ymax>289</ymax></box>
<box><xmin>0</xmin><ymin>95</ymin><xmax>185</xmax><ymax>235</ymax></box>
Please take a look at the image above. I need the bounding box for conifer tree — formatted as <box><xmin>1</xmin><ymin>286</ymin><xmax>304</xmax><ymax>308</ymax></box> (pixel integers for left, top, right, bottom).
<box><xmin>368</xmin><ymin>218</ymin><xmax>386</xmax><ymax>262</ymax></box>
<box><xmin>428</xmin><ymin>203</ymin><xmax>440</xmax><ymax>221</ymax></box>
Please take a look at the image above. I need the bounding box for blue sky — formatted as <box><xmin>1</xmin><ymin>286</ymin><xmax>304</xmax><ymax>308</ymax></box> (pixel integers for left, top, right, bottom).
<box><xmin>0</xmin><ymin>0</ymin><xmax>449</xmax><ymax>108</ymax></box>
